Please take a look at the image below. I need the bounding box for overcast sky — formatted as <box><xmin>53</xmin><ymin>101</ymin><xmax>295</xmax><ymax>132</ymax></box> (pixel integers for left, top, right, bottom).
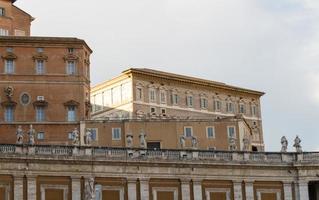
<box><xmin>16</xmin><ymin>0</ymin><xmax>319</xmax><ymax>151</ymax></box>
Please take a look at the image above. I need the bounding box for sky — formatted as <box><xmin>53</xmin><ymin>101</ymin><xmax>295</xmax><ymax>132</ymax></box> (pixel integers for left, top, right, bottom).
<box><xmin>16</xmin><ymin>0</ymin><xmax>319</xmax><ymax>151</ymax></box>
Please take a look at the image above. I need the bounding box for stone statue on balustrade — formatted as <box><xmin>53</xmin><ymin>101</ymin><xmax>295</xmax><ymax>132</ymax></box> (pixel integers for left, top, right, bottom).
<box><xmin>179</xmin><ymin>135</ymin><xmax>186</xmax><ymax>149</ymax></box>
<box><xmin>228</xmin><ymin>137</ymin><xmax>237</xmax><ymax>151</ymax></box>
<box><xmin>293</xmin><ymin>136</ymin><xmax>302</xmax><ymax>153</ymax></box>
<box><xmin>16</xmin><ymin>125</ymin><xmax>24</xmax><ymax>144</ymax></box>
<box><xmin>84</xmin><ymin>177</ymin><xmax>95</xmax><ymax>200</ymax></box>
<box><xmin>72</xmin><ymin>128</ymin><xmax>80</xmax><ymax>146</ymax></box>
<box><xmin>139</xmin><ymin>131</ymin><xmax>147</xmax><ymax>148</ymax></box>
<box><xmin>281</xmin><ymin>136</ymin><xmax>288</xmax><ymax>152</ymax></box>
<box><xmin>242</xmin><ymin>136</ymin><xmax>250</xmax><ymax>151</ymax></box>
<box><xmin>126</xmin><ymin>134</ymin><xmax>133</xmax><ymax>148</ymax></box>
<box><xmin>84</xmin><ymin>129</ymin><xmax>92</xmax><ymax>146</ymax></box>
<box><xmin>191</xmin><ymin>136</ymin><xmax>198</xmax><ymax>149</ymax></box>
<box><xmin>27</xmin><ymin>125</ymin><xmax>36</xmax><ymax>145</ymax></box>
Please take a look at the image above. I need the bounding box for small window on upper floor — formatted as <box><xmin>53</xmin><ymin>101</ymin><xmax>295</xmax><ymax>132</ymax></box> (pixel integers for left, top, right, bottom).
<box><xmin>239</xmin><ymin>104</ymin><xmax>246</xmax><ymax>114</ymax></box>
<box><xmin>37</xmin><ymin>132</ymin><xmax>45</xmax><ymax>140</ymax></box>
<box><xmin>160</xmin><ymin>91</ymin><xmax>166</xmax><ymax>104</ymax></box>
<box><xmin>171</xmin><ymin>93</ymin><xmax>179</xmax><ymax>105</ymax></box>
<box><xmin>5</xmin><ymin>59</ymin><xmax>14</xmax><ymax>74</ymax></box>
<box><xmin>184</xmin><ymin>126</ymin><xmax>193</xmax><ymax>138</ymax></box>
<box><xmin>37</xmin><ymin>47</ymin><xmax>44</xmax><ymax>53</ymax></box>
<box><xmin>36</xmin><ymin>60</ymin><xmax>45</xmax><ymax>75</ymax></box>
<box><xmin>214</xmin><ymin>100</ymin><xmax>222</xmax><ymax>112</ymax></box>
<box><xmin>0</xmin><ymin>28</ymin><xmax>9</xmax><ymax>36</ymax></box>
<box><xmin>112</xmin><ymin>128</ymin><xmax>121</xmax><ymax>140</ymax></box>
<box><xmin>206</xmin><ymin>126</ymin><xmax>215</xmax><ymax>138</ymax></box>
<box><xmin>136</xmin><ymin>87</ymin><xmax>143</xmax><ymax>101</ymax></box>
<box><xmin>251</xmin><ymin>105</ymin><xmax>258</xmax><ymax>117</ymax></box>
<box><xmin>227</xmin><ymin>126</ymin><xmax>236</xmax><ymax>138</ymax></box>
<box><xmin>226</xmin><ymin>102</ymin><xmax>234</xmax><ymax>113</ymax></box>
<box><xmin>186</xmin><ymin>95</ymin><xmax>193</xmax><ymax>108</ymax></box>
<box><xmin>66</xmin><ymin>61</ymin><xmax>76</xmax><ymax>75</ymax></box>
<box><xmin>68</xmin><ymin>48</ymin><xmax>74</xmax><ymax>54</ymax></box>
<box><xmin>149</xmin><ymin>88</ymin><xmax>156</xmax><ymax>102</ymax></box>
<box><xmin>200</xmin><ymin>98</ymin><xmax>208</xmax><ymax>109</ymax></box>
<box><xmin>0</xmin><ymin>8</ymin><xmax>5</xmax><ymax>16</ymax></box>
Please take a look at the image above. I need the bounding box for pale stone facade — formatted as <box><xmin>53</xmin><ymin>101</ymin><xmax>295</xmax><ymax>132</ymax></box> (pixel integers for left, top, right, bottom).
<box><xmin>0</xmin><ymin>144</ymin><xmax>319</xmax><ymax>200</ymax></box>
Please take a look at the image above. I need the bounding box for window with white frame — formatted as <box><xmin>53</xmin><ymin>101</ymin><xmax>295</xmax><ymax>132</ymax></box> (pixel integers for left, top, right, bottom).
<box><xmin>5</xmin><ymin>59</ymin><xmax>14</xmax><ymax>74</ymax></box>
<box><xmin>150</xmin><ymin>107</ymin><xmax>156</xmax><ymax>113</ymax></box>
<box><xmin>4</xmin><ymin>106</ymin><xmax>14</xmax><ymax>122</ymax></box>
<box><xmin>68</xmin><ymin>132</ymin><xmax>74</xmax><ymax>140</ymax></box>
<box><xmin>226</xmin><ymin>102</ymin><xmax>234</xmax><ymax>113</ymax></box>
<box><xmin>171</xmin><ymin>93</ymin><xmax>178</xmax><ymax>105</ymax></box>
<box><xmin>149</xmin><ymin>88</ymin><xmax>156</xmax><ymax>102</ymax></box>
<box><xmin>68</xmin><ymin>48</ymin><xmax>74</xmax><ymax>54</ymax></box>
<box><xmin>67</xmin><ymin>106</ymin><xmax>76</xmax><ymax>122</ymax></box>
<box><xmin>0</xmin><ymin>7</ymin><xmax>5</xmax><ymax>16</ymax></box>
<box><xmin>227</xmin><ymin>126</ymin><xmax>236</xmax><ymax>138</ymax></box>
<box><xmin>36</xmin><ymin>106</ymin><xmax>45</xmax><ymax>122</ymax></box>
<box><xmin>37</xmin><ymin>132</ymin><xmax>45</xmax><ymax>140</ymax></box>
<box><xmin>112</xmin><ymin>128</ymin><xmax>121</xmax><ymax>140</ymax></box>
<box><xmin>214</xmin><ymin>100</ymin><xmax>222</xmax><ymax>111</ymax></box>
<box><xmin>200</xmin><ymin>98</ymin><xmax>208</xmax><ymax>109</ymax></box>
<box><xmin>36</xmin><ymin>60</ymin><xmax>45</xmax><ymax>74</ymax></box>
<box><xmin>87</xmin><ymin>128</ymin><xmax>98</xmax><ymax>141</ymax></box>
<box><xmin>206</xmin><ymin>126</ymin><xmax>215</xmax><ymax>138</ymax></box>
<box><xmin>186</xmin><ymin>95</ymin><xmax>193</xmax><ymax>107</ymax></box>
<box><xmin>112</xmin><ymin>86</ymin><xmax>121</xmax><ymax>105</ymax></box>
<box><xmin>136</xmin><ymin>87</ymin><xmax>143</xmax><ymax>101</ymax></box>
<box><xmin>37</xmin><ymin>47</ymin><xmax>44</xmax><ymax>53</ymax></box>
<box><xmin>0</xmin><ymin>28</ymin><xmax>8</xmax><ymax>36</ymax></box>
<box><xmin>66</xmin><ymin>61</ymin><xmax>76</xmax><ymax>75</ymax></box>
<box><xmin>251</xmin><ymin>105</ymin><xmax>258</xmax><ymax>116</ymax></box>
<box><xmin>184</xmin><ymin>126</ymin><xmax>193</xmax><ymax>137</ymax></box>
<box><xmin>160</xmin><ymin>90</ymin><xmax>166</xmax><ymax>104</ymax></box>
<box><xmin>239</xmin><ymin>103</ymin><xmax>246</xmax><ymax>114</ymax></box>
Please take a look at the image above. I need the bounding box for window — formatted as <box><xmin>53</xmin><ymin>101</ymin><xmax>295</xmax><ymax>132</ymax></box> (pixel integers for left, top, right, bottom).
<box><xmin>68</xmin><ymin>132</ymin><xmax>74</xmax><ymax>140</ymax></box>
<box><xmin>136</xmin><ymin>87</ymin><xmax>143</xmax><ymax>101</ymax></box>
<box><xmin>36</xmin><ymin>106</ymin><xmax>45</xmax><ymax>122</ymax></box>
<box><xmin>68</xmin><ymin>48</ymin><xmax>74</xmax><ymax>54</ymax></box>
<box><xmin>6</xmin><ymin>47</ymin><xmax>13</xmax><ymax>52</ymax></box>
<box><xmin>20</xmin><ymin>93</ymin><xmax>30</xmax><ymax>105</ymax></box>
<box><xmin>239</xmin><ymin>104</ymin><xmax>246</xmax><ymax>114</ymax></box>
<box><xmin>186</xmin><ymin>96</ymin><xmax>193</xmax><ymax>107</ymax></box>
<box><xmin>37</xmin><ymin>47</ymin><xmax>44</xmax><ymax>53</ymax></box>
<box><xmin>171</xmin><ymin>93</ymin><xmax>178</xmax><ymax>105</ymax></box>
<box><xmin>149</xmin><ymin>88</ymin><xmax>156</xmax><ymax>102</ymax></box>
<box><xmin>252</xmin><ymin>105</ymin><xmax>257</xmax><ymax>116</ymax></box>
<box><xmin>5</xmin><ymin>59</ymin><xmax>14</xmax><ymax>74</ymax></box>
<box><xmin>160</xmin><ymin>91</ymin><xmax>166</xmax><ymax>104</ymax></box>
<box><xmin>66</xmin><ymin>61</ymin><xmax>76</xmax><ymax>75</ymax></box>
<box><xmin>214</xmin><ymin>100</ymin><xmax>222</xmax><ymax>111</ymax></box>
<box><xmin>112</xmin><ymin>128</ymin><xmax>121</xmax><ymax>140</ymax></box>
<box><xmin>37</xmin><ymin>132</ymin><xmax>45</xmax><ymax>140</ymax></box>
<box><xmin>226</xmin><ymin>102</ymin><xmax>234</xmax><ymax>113</ymax></box>
<box><xmin>67</xmin><ymin>106</ymin><xmax>76</xmax><ymax>121</ymax></box>
<box><xmin>0</xmin><ymin>28</ymin><xmax>8</xmax><ymax>36</ymax></box>
<box><xmin>4</xmin><ymin>106</ymin><xmax>14</xmax><ymax>122</ymax></box>
<box><xmin>200</xmin><ymin>98</ymin><xmax>208</xmax><ymax>109</ymax></box>
<box><xmin>227</xmin><ymin>126</ymin><xmax>236</xmax><ymax>138</ymax></box>
<box><xmin>184</xmin><ymin>126</ymin><xmax>193</xmax><ymax>137</ymax></box>
<box><xmin>86</xmin><ymin>128</ymin><xmax>98</xmax><ymax>141</ymax></box>
<box><xmin>0</xmin><ymin>8</ymin><xmax>5</xmax><ymax>16</ymax></box>
<box><xmin>150</xmin><ymin>107</ymin><xmax>156</xmax><ymax>113</ymax></box>
<box><xmin>14</xmin><ymin>29</ymin><xmax>25</xmax><ymax>36</ymax></box>
<box><xmin>206</xmin><ymin>127</ymin><xmax>215</xmax><ymax>138</ymax></box>
<box><xmin>147</xmin><ymin>142</ymin><xmax>161</xmax><ymax>150</ymax></box>
<box><xmin>111</xmin><ymin>86</ymin><xmax>121</xmax><ymax>105</ymax></box>
<box><xmin>161</xmin><ymin>108</ymin><xmax>166</xmax><ymax>114</ymax></box>
<box><xmin>36</xmin><ymin>60</ymin><xmax>45</xmax><ymax>74</ymax></box>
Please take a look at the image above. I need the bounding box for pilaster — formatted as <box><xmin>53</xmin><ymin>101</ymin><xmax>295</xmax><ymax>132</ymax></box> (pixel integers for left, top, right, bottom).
<box><xmin>233</xmin><ymin>181</ymin><xmax>243</xmax><ymax>200</ymax></box>
<box><xmin>192</xmin><ymin>179</ymin><xmax>202</xmax><ymax>200</ymax></box>
<box><xmin>297</xmin><ymin>181</ymin><xmax>309</xmax><ymax>200</ymax></box>
<box><xmin>27</xmin><ymin>175</ymin><xmax>37</xmax><ymax>200</ymax></box>
<box><xmin>283</xmin><ymin>181</ymin><xmax>293</xmax><ymax>200</ymax></box>
<box><xmin>181</xmin><ymin>178</ymin><xmax>191</xmax><ymax>200</ymax></box>
<box><xmin>128</xmin><ymin>178</ymin><xmax>137</xmax><ymax>200</ymax></box>
<box><xmin>140</xmin><ymin>178</ymin><xmax>150</xmax><ymax>200</ymax></box>
<box><xmin>71</xmin><ymin>176</ymin><xmax>81</xmax><ymax>200</ymax></box>
<box><xmin>244</xmin><ymin>180</ymin><xmax>254</xmax><ymax>200</ymax></box>
<box><xmin>13</xmin><ymin>175</ymin><xmax>24</xmax><ymax>200</ymax></box>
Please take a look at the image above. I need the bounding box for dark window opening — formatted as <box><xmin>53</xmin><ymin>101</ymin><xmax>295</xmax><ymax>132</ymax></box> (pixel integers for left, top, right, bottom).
<box><xmin>252</xmin><ymin>146</ymin><xmax>258</xmax><ymax>152</ymax></box>
<box><xmin>147</xmin><ymin>142</ymin><xmax>161</xmax><ymax>150</ymax></box>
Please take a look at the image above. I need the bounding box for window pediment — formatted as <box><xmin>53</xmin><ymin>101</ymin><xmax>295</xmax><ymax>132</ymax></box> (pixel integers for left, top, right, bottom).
<box><xmin>63</xmin><ymin>54</ymin><xmax>79</xmax><ymax>61</ymax></box>
<box><xmin>32</xmin><ymin>53</ymin><xmax>48</xmax><ymax>61</ymax></box>
<box><xmin>33</xmin><ymin>100</ymin><xmax>48</xmax><ymax>107</ymax></box>
<box><xmin>1</xmin><ymin>100</ymin><xmax>17</xmax><ymax>107</ymax></box>
<box><xmin>64</xmin><ymin>100</ymin><xmax>80</xmax><ymax>107</ymax></box>
<box><xmin>1</xmin><ymin>52</ymin><xmax>17</xmax><ymax>60</ymax></box>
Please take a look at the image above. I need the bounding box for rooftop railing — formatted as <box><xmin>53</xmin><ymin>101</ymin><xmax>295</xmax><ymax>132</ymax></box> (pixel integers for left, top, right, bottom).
<box><xmin>0</xmin><ymin>144</ymin><xmax>314</xmax><ymax>164</ymax></box>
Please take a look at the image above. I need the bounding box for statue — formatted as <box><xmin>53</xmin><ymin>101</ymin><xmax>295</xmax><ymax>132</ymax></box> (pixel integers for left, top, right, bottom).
<box><xmin>281</xmin><ymin>136</ymin><xmax>288</xmax><ymax>152</ymax></box>
<box><xmin>84</xmin><ymin>177</ymin><xmax>95</xmax><ymax>200</ymax></box>
<box><xmin>84</xmin><ymin>129</ymin><xmax>92</xmax><ymax>145</ymax></box>
<box><xmin>16</xmin><ymin>126</ymin><xmax>24</xmax><ymax>144</ymax></box>
<box><xmin>191</xmin><ymin>136</ymin><xmax>198</xmax><ymax>149</ymax></box>
<box><xmin>139</xmin><ymin>131</ymin><xmax>147</xmax><ymax>148</ymax></box>
<box><xmin>4</xmin><ymin>86</ymin><xmax>14</xmax><ymax>99</ymax></box>
<box><xmin>242</xmin><ymin>136</ymin><xmax>250</xmax><ymax>151</ymax></box>
<box><xmin>228</xmin><ymin>137</ymin><xmax>236</xmax><ymax>151</ymax></box>
<box><xmin>179</xmin><ymin>135</ymin><xmax>186</xmax><ymax>149</ymax></box>
<box><xmin>72</xmin><ymin>128</ymin><xmax>80</xmax><ymax>145</ymax></box>
<box><xmin>126</xmin><ymin>134</ymin><xmax>133</xmax><ymax>148</ymax></box>
<box><xmin>27</xmin><ymin>125</ymin><xmax>35</xmax><ymax>145</ymax></box>
<box><xmin>293</xmin><ymin>136</ymin><xmax>302</xmax><ymax>153</ymax></box>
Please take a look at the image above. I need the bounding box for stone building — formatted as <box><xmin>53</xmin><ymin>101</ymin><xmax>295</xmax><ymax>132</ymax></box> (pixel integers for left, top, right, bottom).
<box><xmin>91</xmin><ymin>68</ymin><xmax>264</xmax><ymax>151</ymax></box>
<box><xmin>0</xmin><ymin>0</ymin><xmax>33</xmax><ymax>36</ymax></box>
<box><xmin>0</xmin><ymin>144</ymin><xmax>318</xmax><ymax>200</ymax></box>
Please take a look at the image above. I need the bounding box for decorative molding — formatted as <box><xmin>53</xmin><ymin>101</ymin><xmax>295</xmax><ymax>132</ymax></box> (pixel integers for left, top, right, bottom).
<box><xmin>152</xmin><ymin>187</ymin><xmax>178</xmax><ymax>200</ymax></box>
<box><xmin>33</xmin><ymin>100</ymin><xmax>48</xmax><ymax>107</ymax></box>
<box><xmin>205</xmin><ymin>188</ymin><xmax>231</xmax><ymax>200</ymax></box>
<box><xmin>1</xmin><ymin>52</ymin><xmax>17</xmax><ymax>60</ymax></box>
<box><xmin>40</xmin><ymin>184</ymin><xmax>68</xmax><ymax>200</ymax></box>
<box><xmin>63</xmin><ymin>54</ymin><xmax>79</xmax><ymax>61</ymax></box>
<box><xmin>1</xmin><ymin>100</ymin><xmax>17</xmax><ymax>107</ymax></box>
<box><xmin>32</xmin><ymin>53</ymin><xmax>48</xmax><ymax>61</ymax></box>
<box><xmin>64</xmin><ymin>100</ymin><xmax>80</xmax><ymax>107</ymax></box>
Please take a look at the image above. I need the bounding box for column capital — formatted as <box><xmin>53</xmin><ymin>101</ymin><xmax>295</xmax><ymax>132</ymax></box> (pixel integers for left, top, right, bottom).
<box><xmin>233</xmin><ymin>180</ymin><xmax>243</xmax><ymax>184</ymax></box>
<box><xmin>139</xmin><ymin>178</ymin><xmax>150</xmax><ymax>183</ymax></box>
<box><xmin>192</xmin><ymin>178</ymin><xmax>203</xmax><ymax>184</ymax></box>
<box><xmin>127</xmin><ymin>178</ymin><xmax>137</xmax><ymax>183</ymax></box>
<box><xmin>244</xmin><ymin>179</ymin><xmax>254</xmax><ymax>184</ymax></box>
<box><xmin>180</xmin><ymin>178</ymin><xmax>191</xmax><ymax>184</ymax></box>
<box><xmin>70</xmin><ymin>175</ymin><xmax>82</xmax><ymax>180</ymax></box>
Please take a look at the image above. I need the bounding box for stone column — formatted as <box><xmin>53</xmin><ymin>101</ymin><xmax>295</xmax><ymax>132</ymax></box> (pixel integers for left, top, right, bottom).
<box><xmin>244</xmin><ymin>180</ymin><xmax>254</xmax><ymax>200</ymax></box>
<box><xmin>181</xmin><ymin>178</ymin><xmax>191</xmax><ymax>200</ymax></box>
<box><xmin>283</xmin><ymin>181</ymin><xmax>293</xmax><ymax>200</ymax></box>
<box><xmin>71</xmin><ymin>176</ymin><xmax>81</xmax><ymax>200</ymax></box>
<box><xmin>233</xmin><ymin>181</ymin><xmax>243</xmax><ymax>200</ymax></box>
<box><xmin>14</xmin><ymin>175</ymin><xmax>24</xmax><ymax>200</ymax></box>
<box><xmin>193</xmin><ymin>179</ymin><xmax>202</xmax><ymax>200</ymax></box>
<box><xmin>128</xmin><ymin>178</ymin><xmax>137</xmax><ymax>200</ymax></box>
<box><xmin>27</xmin><ymin>175</ymin><xmax>37</xmax><ymax>200</ymax></box>
<box><xmin>140</xmin><ymin>178</ymin><xmax>149</xmax><ymax>200</ymax></box>
<box><xmin>298</xmin><ymin>181</ymin><xmax>309</xmax><ymax>200</ymax></box>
